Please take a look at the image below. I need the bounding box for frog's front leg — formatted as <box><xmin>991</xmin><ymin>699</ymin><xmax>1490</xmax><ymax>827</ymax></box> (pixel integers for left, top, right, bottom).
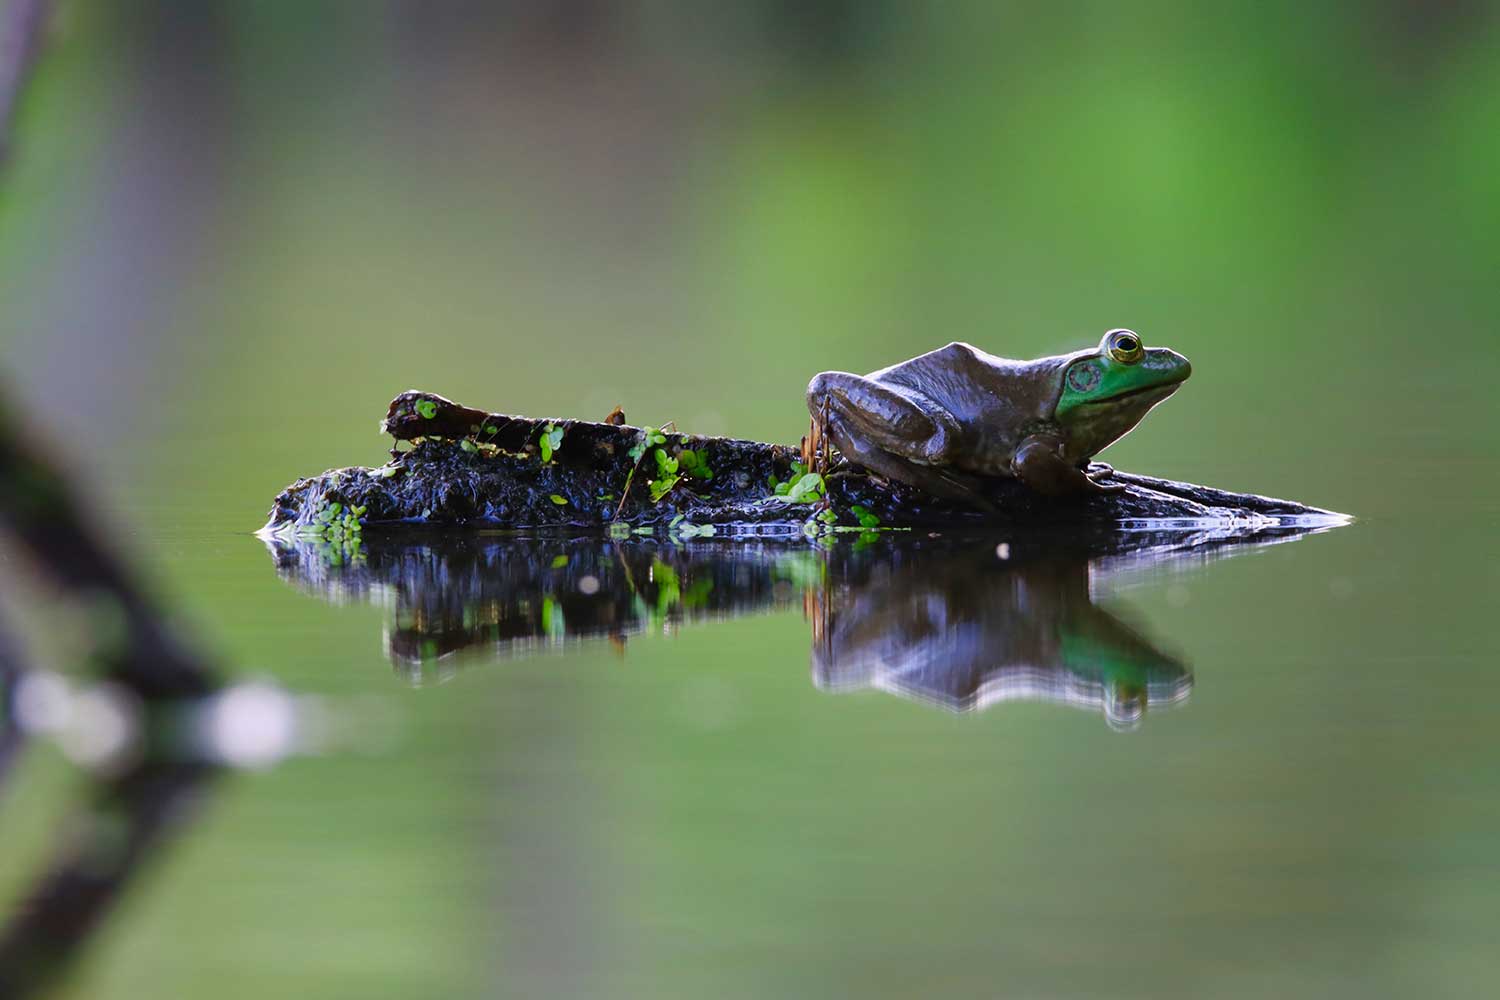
<box><xmin>807</xmin><ymin>372</ymin><xmax>996</xmax><ymax>509</ymax></box>
<box><xmin>1013</xmin><ymin>435</ymin><xmax>1125</xmax><ymax>497</ymax></box>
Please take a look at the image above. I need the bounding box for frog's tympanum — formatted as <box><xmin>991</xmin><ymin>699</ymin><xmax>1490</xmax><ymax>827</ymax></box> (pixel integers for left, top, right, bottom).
<box><xmin>806</xmin><ymin>329</ymin><xmax>1190</xmax><ymax>504</ymax></box>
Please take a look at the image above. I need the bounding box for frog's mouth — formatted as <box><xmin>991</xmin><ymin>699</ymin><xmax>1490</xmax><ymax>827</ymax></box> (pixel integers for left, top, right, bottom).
<box><xmin>1082</xmin><ymin>381</ymin><xmax>1183</xmax><ymax>408</ymax></box>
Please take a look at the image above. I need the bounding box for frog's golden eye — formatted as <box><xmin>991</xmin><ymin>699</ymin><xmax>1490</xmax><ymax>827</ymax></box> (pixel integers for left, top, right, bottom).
<box><xmin>1105</xmin><ymin>329</ymin><xmax>1144</xmax><ymax>365</ymax></box>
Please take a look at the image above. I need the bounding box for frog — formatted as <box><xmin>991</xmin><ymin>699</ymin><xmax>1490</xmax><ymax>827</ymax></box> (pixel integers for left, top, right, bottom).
<box><xmin>805</xmin><ymin>329</ymin><xmax>1190</xmax><ymax>505</ymax></box>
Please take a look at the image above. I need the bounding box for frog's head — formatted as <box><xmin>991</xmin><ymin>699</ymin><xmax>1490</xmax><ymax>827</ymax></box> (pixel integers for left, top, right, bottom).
<box><xmin>1053</xmin><ymin>329</ymin><xmax>1191</xmax><ymax>457</ymax></box>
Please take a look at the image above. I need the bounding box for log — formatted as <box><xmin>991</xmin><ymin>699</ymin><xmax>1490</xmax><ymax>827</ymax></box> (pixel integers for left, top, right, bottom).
<box><xmin>260</xmin><ymin>389</ymin><xmax>1349</xmax><ymax>539</ymax></box>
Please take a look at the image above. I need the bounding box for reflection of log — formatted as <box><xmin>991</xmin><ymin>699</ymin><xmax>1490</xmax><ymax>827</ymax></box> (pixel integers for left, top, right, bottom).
<box><xmin>264</xmin><ymin>535</ymin><xmax>812</xmax><ymax>684</ymax></box>
<box><xmin>264</xmin><ymin>518</ymin><xmax>1327</xmax><ymax>709</ymax></box>
<box><xmin>262</xmin><ymin>390</ymin><xmax>1349</xmax><ymax>536</ymax></box>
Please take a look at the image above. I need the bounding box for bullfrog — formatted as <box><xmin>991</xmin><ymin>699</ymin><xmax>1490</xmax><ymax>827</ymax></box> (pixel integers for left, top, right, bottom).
<box><xmin>805</xmin><ymin>329</ymin><xmax>1190</xmax><ymax>504</ymax></box>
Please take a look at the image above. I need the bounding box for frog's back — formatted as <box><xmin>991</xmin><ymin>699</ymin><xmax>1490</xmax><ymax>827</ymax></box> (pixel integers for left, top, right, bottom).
<box><xmin>872</xmin><ymin>342</ymin><xmax>1067</xmax><ymax>442</ymax></box>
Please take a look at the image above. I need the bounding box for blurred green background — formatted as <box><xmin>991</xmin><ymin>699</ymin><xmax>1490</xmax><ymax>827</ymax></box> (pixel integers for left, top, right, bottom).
<box><xmin>0</xmin><ymin>2</ymin><xmax>1497</xmax><ymax>997</ymax></box>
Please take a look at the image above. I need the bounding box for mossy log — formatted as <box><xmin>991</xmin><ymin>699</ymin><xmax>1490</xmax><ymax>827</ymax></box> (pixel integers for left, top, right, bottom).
<box><xmin>260</xmin><ymin>390</ymin><xmax>1348</xmax><ymax>539</ymax></box>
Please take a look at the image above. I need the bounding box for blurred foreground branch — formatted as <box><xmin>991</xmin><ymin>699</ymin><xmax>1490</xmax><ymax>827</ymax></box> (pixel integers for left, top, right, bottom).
<box><xmin>0</xmin><ymin>388</ymin><xmax>222</xmax><ymax>1000</ymax></box>
<box><xmin>0</xmin><ymin>5</ymin><xmax>223</xmax><ymax>995</ymax></box>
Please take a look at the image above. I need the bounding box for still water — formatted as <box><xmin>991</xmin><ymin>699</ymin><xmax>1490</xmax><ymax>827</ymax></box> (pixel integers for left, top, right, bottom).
<box><xmin>2</xmin><ymin>496</ymin><xmax>1497</xmax><ymax>999</ymax></box>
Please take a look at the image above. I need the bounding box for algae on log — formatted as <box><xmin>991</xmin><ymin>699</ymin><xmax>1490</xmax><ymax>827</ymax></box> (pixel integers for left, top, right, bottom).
<box><xmin>260</xmin><ymin>390</ymin><xmax>1348</xmax><ymax>538</ymax></box>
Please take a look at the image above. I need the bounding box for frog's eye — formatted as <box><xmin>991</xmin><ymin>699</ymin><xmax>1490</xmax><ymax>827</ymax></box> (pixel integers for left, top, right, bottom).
<box><xmin>1105</xmin><ymin>329</ymin><xmax>1144</xmax><ymax>365</ymax></box>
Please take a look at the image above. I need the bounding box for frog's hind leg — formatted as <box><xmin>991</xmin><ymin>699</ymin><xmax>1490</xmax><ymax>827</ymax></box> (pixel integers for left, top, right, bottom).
<box><xmin>831</xmin><ymin>418</ymin><xmax>998</xmax><ymax>511</ymax></box>
<box><xmin>806</xmin><ymin>372</ymin><xmax>957</xmax><ymax>466</ymax></box>
<box><xmin>816</xmin><ymin>411</ymin><xmax>998</xmax><ymax>512</ymax></box>
<box><xmin>807</xmin><ymin>371</ymin><xmax>996</xmax><ymax>510</ymax></box>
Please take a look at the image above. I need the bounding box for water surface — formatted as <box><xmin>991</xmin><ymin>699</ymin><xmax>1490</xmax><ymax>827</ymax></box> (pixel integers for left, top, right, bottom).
<box><xmin>10</xmin><ymin>498</ymin><xmax>1496</xmax><ymax>998</ymax></box>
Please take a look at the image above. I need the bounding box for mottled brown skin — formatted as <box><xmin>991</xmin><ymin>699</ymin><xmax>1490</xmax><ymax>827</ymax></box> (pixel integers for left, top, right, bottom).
<box><xmin>806</xmin><ymin>331</ymin><xmax>1191</xmax><ymax>508</ymax></box>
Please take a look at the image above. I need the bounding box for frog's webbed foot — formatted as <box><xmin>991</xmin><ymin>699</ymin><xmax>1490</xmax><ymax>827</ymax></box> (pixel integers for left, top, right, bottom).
<box><xmin>1014</xmin><ymin>437</ymin><xmax>1126</xmax><ymax>497</ymax></box>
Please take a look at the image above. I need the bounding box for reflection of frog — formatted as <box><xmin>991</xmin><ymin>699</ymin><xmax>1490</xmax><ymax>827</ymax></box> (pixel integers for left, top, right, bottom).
<box><xmin>810</xmin><ymin>549</ymin><xmax>1191</xmax><ymax>729</ymax></box>
<box><xmin>806</xmin><ymin>329</ymin><xmax>1190</xmax><ymax>504</ymax></box>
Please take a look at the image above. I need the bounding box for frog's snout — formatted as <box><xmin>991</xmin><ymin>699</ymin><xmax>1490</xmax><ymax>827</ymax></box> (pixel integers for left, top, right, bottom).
<box><xmin>1145</xmin><ymin>348</ymin><xmax>1191</xmax><ymax>385</ymax></box>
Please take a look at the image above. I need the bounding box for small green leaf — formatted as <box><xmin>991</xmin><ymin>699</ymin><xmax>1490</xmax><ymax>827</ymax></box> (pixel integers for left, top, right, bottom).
<box><xmin>785</xmin><ymin>472</ymin><xmax>824</xmax><ymax>503</ymax></box>
<box><xmin>550</xmin><ymin>494</ymin><xmax>568</xmax><ymax>505</ymax></box>
<box><xmin>550</xmin><ymin>554</ymin><xmax>569</xmax><ymax>569</ymax></box>
<box><xmin>415</xmin><ymin>400</ymin><xmax>438</xmax><ymax>419</ymax></box>
<box><xmin>649</xmin><ymin>475</ymin><xmax>680</xmax><ymax>502</ymax></box>
<box><xmin>774</xmin><ymin>481</ymin><xmax>790</xmax><ymax>496</ymax></box>
<box><xmin>538</xmin><ymin>423</ymin><xmax>564</xmax><ymax>463</ymax></box>
<box><xmin>461</xmin><ymin>438</ymin><xmax>478</xmax><ymax>453</ymax></box>
<box><xmin>608</xmin><ymin>521</ymin><xmax>631</xmax><ymax>540</ymax></box>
